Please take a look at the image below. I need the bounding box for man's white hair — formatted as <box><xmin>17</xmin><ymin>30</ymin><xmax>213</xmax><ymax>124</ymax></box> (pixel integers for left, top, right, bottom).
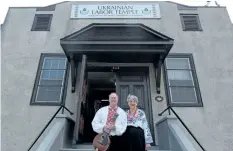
<box><xmin>126</xmin><ymin>94</ymin><xmax>138</xmax><ymax>103</ymax></box>
<box><xmin>109</xmin><ymin>92</ymin><xmax>118</xmax><ymax>97</ymax></box>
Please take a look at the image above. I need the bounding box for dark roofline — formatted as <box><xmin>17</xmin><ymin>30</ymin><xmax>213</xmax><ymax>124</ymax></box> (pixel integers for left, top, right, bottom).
<box><xmin>60</xmin><ymin>23</ymin><xmax>174</xmax><ymax>42</ymax></box>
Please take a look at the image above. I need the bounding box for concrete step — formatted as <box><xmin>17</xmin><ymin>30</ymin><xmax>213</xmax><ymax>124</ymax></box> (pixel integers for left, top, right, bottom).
<box><xmin>60</xmin><ymin>144</ymin><xmax>170</xmax><ymax>151</ymax></box>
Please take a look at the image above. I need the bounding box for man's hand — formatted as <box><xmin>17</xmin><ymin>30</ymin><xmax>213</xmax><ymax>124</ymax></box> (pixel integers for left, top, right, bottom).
<box><xmin>103</xmin><ymin>125</ymin><xmax>110</xmax><ymax>132</ymax></box>
<box><xmin>145</xmin><ymin>144</ymin><xmax>151</xmax><ymax>150</ymax></box>
<box><xmin>104</xmin><ymin>124</ymin><xmax>115</xmax><ymax>132</ymax></box>
<box><xmin>108</xmin><ymin>125</ymin><xmax>116</xmax><ymax>130</ymax></box>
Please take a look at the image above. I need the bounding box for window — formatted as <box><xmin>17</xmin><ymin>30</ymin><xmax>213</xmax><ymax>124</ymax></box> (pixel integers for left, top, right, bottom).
<box><xmin>30</xmin><ymin>54</ymin><xmax>69</xmax><ymax>105</ymax></box>
<box><xmin>31</xmin><ymin>14</ymin><xmax>53</xmax><ymax>31</ymax></box>
<box><xmin>180</xmin><ymin>14</ymin><xmax>202</xmax><ymax>31</ymax></box>
<box><xmin>164</xmin><ymin>54</ymin><xmax>203</xmax><ymax>107</ymax></box>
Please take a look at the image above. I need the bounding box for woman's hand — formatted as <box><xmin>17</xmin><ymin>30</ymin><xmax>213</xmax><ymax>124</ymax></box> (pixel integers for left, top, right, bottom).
<box><xmin>145</xmin><ymin>144</ymin><xmax>151</xmax><ymax>150</ymax></box>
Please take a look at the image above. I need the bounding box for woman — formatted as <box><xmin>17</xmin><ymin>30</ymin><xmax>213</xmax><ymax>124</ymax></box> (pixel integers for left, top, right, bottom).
<box><xmin>123</xmin><ymin>94</ymin><xmax>153</xmax><ymax>151</ymax></box>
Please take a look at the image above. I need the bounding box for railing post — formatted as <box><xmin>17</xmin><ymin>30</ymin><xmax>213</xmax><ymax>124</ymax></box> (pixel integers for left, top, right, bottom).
<box><xmin>62</xmin><ymin>105</ymin><xmax>73</xmax><ymax>115</ymax></box>
<box><xmin>168</xmin><ymin>107</ymin><xmax>171</xmax><ymax>115</ymax></box>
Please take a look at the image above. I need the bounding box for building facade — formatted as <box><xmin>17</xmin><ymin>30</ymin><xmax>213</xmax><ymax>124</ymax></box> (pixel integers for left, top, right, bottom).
<box><xmin>1</xmin><ymin>1</ymin><xmax>233</xmax><ymax>151</ymax></box>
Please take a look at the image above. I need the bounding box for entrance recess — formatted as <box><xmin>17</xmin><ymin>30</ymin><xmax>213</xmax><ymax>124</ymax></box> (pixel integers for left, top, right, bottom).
<box><xmin>60</xmin><ymin>23</ymin><xmax>174</xmax><ymax>145</ymax></box>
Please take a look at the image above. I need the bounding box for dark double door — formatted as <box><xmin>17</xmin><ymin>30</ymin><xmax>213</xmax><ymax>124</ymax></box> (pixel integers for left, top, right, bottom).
<box><xmin>116</xmin><ymin>71</ymin><xmax>149</xmax><ymax>117</ymax></box>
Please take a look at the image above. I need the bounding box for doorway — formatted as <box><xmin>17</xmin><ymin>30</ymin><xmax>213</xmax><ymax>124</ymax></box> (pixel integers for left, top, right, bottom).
<box><xmin>77</xmin><ymin>65</ymin><xmax>155</xmax><ymax>145</ymax></box>
<box><xmin>82</xmin><ymin>71</ymin><xmax>116</xmax><ymax>143</ymax></box>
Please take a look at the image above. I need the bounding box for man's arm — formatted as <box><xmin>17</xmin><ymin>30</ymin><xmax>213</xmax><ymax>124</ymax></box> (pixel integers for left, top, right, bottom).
<box><xmin>91</xmin><ymin>108</ymin><xmax>105</xmax><ymax>134</ymax></box>
<box><xmin>114</xmin><ymin>110</ymin><xmax>127</xmax><ymax>136</ymax></box>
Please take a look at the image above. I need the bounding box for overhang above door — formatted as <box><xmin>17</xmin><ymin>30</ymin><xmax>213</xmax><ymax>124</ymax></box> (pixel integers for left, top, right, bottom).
<box><xmin>60</xmin><ymin>23</ymin><xmax>174</xmax><ymax>93</ymax></box>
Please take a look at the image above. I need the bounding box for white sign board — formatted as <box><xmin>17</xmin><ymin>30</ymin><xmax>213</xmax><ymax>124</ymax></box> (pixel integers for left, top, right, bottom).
<box><xmin>70</xmin><ymin>4</ymin><xmax>161</xmax><ymax>19</ymax></box>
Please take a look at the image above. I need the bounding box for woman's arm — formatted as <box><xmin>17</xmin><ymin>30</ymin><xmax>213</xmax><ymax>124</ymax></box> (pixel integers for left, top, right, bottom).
<box><xmin>141</xmin><ymin>110</ymin><xmax>153</xmax><ymax>144</ymax></box>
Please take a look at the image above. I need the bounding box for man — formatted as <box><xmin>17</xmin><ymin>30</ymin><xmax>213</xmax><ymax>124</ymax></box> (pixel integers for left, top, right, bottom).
<box><xmin>91</xmin><ymin>93</ymin><xmax>127</xmax><ymax>151</ymax></box>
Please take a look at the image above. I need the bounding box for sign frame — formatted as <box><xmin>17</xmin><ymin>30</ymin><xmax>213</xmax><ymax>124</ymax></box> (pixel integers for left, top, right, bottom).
<box><xmin>70</xmin><ymin>4</ymin><xmax>161</xmax><ymax>19</ymax></box>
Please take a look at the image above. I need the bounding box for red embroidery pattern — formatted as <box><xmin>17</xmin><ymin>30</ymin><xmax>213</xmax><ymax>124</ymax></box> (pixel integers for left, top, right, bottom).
<box><xmin>106</xmin><ymin>107</ymin><xmax>118</xmax><ymax>125</ymax></box>
<box><xmin>127</xmin><ymin>108</ymin><xmax>138</xmax><ymax>121</ymax></box>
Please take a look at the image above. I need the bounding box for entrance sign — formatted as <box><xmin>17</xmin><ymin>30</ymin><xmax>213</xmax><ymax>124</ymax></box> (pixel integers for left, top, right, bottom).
<box><xmin>70</xmin><ymin>4</ymin><xmax>161</xmax><ymax>19</ymax></box>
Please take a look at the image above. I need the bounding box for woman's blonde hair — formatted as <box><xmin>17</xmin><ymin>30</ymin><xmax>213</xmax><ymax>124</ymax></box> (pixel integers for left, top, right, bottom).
<box><xmin>126</xmin><ymin>94</ymin><xmax>138</xmax><ymax>103</ymax></box>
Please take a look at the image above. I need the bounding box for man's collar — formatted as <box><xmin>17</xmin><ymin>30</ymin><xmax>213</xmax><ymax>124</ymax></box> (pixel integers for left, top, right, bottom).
<box><xmin>109</xmin><ymin>105</ymin><xmax>118</xmax><ymax>110</ymax></box>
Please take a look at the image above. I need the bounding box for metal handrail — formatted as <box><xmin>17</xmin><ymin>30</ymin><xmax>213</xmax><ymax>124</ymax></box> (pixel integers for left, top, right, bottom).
<box><xmin>27</xmin><ymin>105</ymin><xmax>73</xmax><ymax>151</ymax></box>
<box><xmin>158</xmin><ymin>106</ymin><xmax>206</xmax><ymax>151</ymax></box>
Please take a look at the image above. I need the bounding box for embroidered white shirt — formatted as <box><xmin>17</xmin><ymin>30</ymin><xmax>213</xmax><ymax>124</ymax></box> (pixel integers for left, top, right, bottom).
<box><xmin>126</xmin><ymin>109</ymin><xmax>153</xmax><ymax>144</ymax></box>
<box><xmin>91</xmin><ymin>106</ymin><xmax>127</xmax><ymax>136</ymax></box>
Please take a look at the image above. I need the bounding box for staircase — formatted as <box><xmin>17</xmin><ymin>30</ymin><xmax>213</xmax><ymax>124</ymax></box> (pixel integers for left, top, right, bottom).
<box><xmin>30</xmin><ymin>114</ymin><xmax>204</xmax><ymax>151</ymax></box>
<box><xmin>60</xmin><ymin>144</ymin><xmax>170</xmax><ymax>151</ymax></box>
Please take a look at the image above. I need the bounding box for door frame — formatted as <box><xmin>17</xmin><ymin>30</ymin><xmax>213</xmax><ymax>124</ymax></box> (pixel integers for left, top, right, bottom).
<box><xmin>86</xmin><ymin>62</ymin><xmax>156</xmax><ymax>145</ymax></box>
<box><xmin>74</xmin><ymin>55</ymin><xmax>87</xmax><ymax>142</ymax></box>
